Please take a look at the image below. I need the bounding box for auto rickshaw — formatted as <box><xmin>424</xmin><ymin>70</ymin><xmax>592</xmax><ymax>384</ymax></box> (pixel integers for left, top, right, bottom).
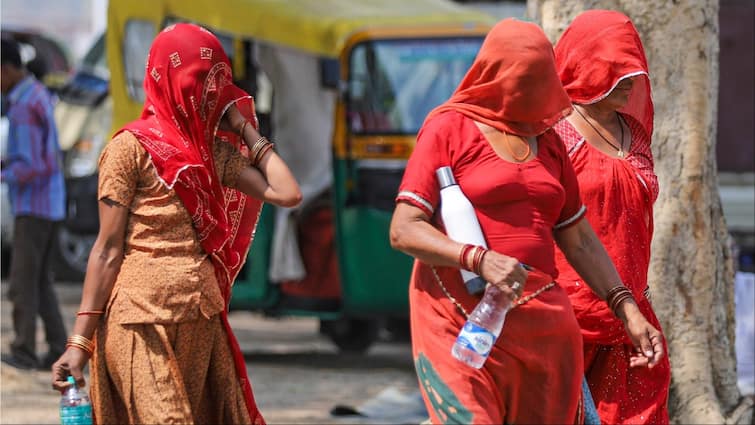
<box><xmin>104</xmin><ymin>0</ymin><xmax>494</xmax><ymax>351</ymax></box>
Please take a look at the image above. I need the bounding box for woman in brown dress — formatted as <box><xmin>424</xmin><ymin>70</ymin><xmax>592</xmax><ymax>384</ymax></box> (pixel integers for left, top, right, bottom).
<box><xmin>51</xmin><ymin>24</ymin><xmax>301</xmax><ymax>424</ymax></box>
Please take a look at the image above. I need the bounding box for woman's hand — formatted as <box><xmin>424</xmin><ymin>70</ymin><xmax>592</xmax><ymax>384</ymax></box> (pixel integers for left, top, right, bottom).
<box><xmin>51</xmin><ymin>347</ymin><xmax>90</xmax><ymax>394</ymax></box>
<box><xmin>616</xmin><ymin>301</ymin><xmax>665</xmax><ymax>368</ymax></box>
<box><xmin>478</xmin><ymin>250</ymin><xmax>528</xmax><ymax>300</ymax></box>
<box><xmin>219</xmin><ymin>104</ymin><xmax>246</xmax><ymax>134</ymax></box>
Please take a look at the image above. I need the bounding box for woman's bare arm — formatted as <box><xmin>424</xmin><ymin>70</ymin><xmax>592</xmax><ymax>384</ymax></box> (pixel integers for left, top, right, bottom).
<box><xmin>235</xmin><ymin>151</ymin><xmax>302</xmax><ymax>208</ymax></box>
<box><xmin>554</xmin><ymin>218</ymin><xmax>664</xmax><ymax>367</ymax></box>
<box><xmin>51</xmin><ymin>198</ymin><xmax>129</xmax><ymax>391</ymax></box>
<box><xmin>222</xmin><ymin>106</ymin><xmax>302</xmax><ymax>208</ymax></box>
<box><xmin>390</xmin><ymin>202</ymin><xmax>527</xmax><ymax>298</ymax></box>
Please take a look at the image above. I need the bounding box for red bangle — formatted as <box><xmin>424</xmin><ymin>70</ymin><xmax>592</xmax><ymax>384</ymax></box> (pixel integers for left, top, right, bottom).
<box><xmin>474</xmin><ymin>248</ymin><xmax>488</xmax><ymax>276</ymax></box>
<box><xmin>458</xmin><ymin>244</ymin><xmax>474</xmax><ymax>271</ymax></box>
<box><xmin>471</xmin><ymin>247</ymin><xmax>486</xmax><ymax>276</ymax></box>
<box><xmin>465</xmin><ymin>245</ymin><xmax>480</xmax><ymax>272</ymax></box>
<box><xmin>76</xmin><ymin>310</ymin><xmax>104</xmax><ymax>316</ymax></box>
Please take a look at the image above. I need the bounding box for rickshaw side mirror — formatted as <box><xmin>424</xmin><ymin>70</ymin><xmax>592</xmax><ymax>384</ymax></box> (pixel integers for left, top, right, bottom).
<box><xmin>319</xmin><ymin>57</ymin><xmax>340</xmax><ymax>90</ymax></box>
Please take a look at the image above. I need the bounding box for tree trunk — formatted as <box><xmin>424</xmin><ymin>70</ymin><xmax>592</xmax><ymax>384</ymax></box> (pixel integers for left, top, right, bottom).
<box><xmin>526</xmin><ymin>1</ymin><xmax>753</xmax><ymax>423</ymax></box>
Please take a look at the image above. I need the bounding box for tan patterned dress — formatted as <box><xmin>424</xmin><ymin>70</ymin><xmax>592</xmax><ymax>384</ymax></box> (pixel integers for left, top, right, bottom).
<box><xmin>90</xmin><ymin>131</ymin><xmax>256</xmax><ymax>424</ymax></box>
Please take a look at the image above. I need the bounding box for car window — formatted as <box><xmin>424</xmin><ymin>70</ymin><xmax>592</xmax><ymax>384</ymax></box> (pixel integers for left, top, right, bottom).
<box><xmin>123</xmin><ymin>19</ymin><xmax>157</xmax><ymax>102</ymax></box>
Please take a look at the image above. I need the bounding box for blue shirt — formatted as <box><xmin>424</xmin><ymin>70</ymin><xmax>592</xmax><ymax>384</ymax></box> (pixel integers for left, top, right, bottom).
<box><xmin>1</xmin><ymin>75</ymin><xmax>65</xmax><ymax>220</ymax></box>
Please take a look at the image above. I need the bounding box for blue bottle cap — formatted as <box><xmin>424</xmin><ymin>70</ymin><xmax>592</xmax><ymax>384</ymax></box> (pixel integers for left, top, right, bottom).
<box><xmin>66</xmin><ymin>376</ymin><xmax>75</xmax><ymax>385</ymax></box>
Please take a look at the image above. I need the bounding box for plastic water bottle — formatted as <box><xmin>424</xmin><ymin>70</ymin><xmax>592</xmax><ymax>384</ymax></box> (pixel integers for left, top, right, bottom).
<box><xmin>436</xmin><ymin>166</ymin><xmax>488</xmax><ymax>295</ymax></box>
<box><xmin>60</xmin><ymin>376</ymin><xmax>92</xmax><ymax>425</ymax></box>
<box><xmin>451</xmin><ymin>284</ymin><xmax>512</xmax><ymax>368</ymax></box>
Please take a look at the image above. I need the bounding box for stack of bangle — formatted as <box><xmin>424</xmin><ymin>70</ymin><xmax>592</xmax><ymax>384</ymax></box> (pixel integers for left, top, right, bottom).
<box><xmin>249</xmin><ymin>136</ymin><xmax>275</xmax><ymax>166</ymax></box>
<box><xmin>605</xmin><ymin>285</ymin><xmax>636</xmax><ymax>316</ymax></box>
<box><xmin>458</xmin><ymin>244</ymin><xmax>488</xmax><ymax>276</ymax></box>
<box><xmin>66</xmin><ymin>334</ymin><xmax>95</xmax><ymax>356</ymax></box>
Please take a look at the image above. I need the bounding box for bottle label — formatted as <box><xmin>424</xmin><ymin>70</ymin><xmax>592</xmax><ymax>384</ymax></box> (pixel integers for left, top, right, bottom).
<box><xmin>60</xmin><ymin>405</ymin><xmax>92</xmax><ymax>425</ymax></box>
<box><xmin>455</xmin><ymin>322</ymin><xmax>495</xmax><ymax>356</ymax></box>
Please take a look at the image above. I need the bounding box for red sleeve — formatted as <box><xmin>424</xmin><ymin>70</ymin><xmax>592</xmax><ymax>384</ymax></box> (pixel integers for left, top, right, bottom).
<box><xmin>551</xmin><ymin>130</ymin><xmax>586</xmax><ymax>230</ymax></box>
<box><xmin>624</xmin><ymin>113</ymin><xmax>659</xmax><ymax>203</ymax></box>
<box><xmin>396</xmin><ymin>113</ymin><xmax>454</xmax><ymax>217</ymax></box>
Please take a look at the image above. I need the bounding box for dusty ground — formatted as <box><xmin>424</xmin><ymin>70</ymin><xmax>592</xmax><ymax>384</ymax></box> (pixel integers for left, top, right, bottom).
<box><xmin>0</xmin><ymin>282</ymin><xmax>421</xmax><ymax>424</ymax></box>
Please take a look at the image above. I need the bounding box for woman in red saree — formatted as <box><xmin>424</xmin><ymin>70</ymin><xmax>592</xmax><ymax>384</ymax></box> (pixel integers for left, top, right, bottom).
<box><xmin>553</xmin><ymin>10</ymin><xmax>671</xmax><ymax>425</ymax></box>
<box><xmin>390</xmin><ymin>18</ymin><xmax>665</xmax><ymax>425</ymax></box>
<box><xmin>50</xmin><ymin>24</ymin><xmax>301</xmax><ymax>424</ymax></box>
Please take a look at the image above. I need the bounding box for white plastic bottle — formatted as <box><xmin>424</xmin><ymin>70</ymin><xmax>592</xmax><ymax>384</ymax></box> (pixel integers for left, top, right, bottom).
<box><xmin>436</xmin><ymin>166</ymin><xmax>488</xmax><ymax>295</ymax></box>
<box><xmin>60</xmin><ymin>376</ymin><xmax>92</xmax><ymax>425</ymax></box>
<box><xmin>452</xmin><ymin>285</ymin><xmax>512</xmax><ymax>368</ymax></box>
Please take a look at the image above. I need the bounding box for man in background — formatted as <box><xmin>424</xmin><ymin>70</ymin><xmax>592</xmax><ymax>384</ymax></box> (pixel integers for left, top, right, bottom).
<box><xmin>1</xmin><ymin>38</ymin><xmax>67</xmax><ymax>370</ymax></box>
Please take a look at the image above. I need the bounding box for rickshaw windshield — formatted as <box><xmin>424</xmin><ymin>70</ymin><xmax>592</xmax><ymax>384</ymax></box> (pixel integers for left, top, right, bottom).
<box><xmin>347</xmin><ymin>37</ymin><xmax>481</xmax><ymax>135</ymax></box>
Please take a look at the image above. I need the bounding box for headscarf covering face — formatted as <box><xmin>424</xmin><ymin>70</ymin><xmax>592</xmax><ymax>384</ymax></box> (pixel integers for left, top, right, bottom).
<box><xmin>554</xmin><ymin>9</ymin><xmax>653</xmax><ymax>141</ymax></box>
<box><xmin>119</xmin><ymin>23</ymin><xmax>261</xmax><ymax>297</ymax></box>
<box><xmin>427</xmin><ymin>18</ymin><xmax>572</xmax><ymax>136</ymax></box>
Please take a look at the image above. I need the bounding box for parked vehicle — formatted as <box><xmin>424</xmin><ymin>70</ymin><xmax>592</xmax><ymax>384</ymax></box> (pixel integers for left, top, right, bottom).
<box><xmin>91</xmin><ymin>0</ymin><xmax>494</xmax><ymax>351</ymax></box>
<box><xmin>52</xmin><ymin>34</ymin><xmax>110</xmax><ymax>280</ymax></box>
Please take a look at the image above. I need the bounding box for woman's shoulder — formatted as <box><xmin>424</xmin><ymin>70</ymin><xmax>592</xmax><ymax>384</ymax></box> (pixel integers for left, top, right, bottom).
<box><xmin>99</xmin><ymin>130</ymin><xmax>148</xmax><ymax>168</ymax></box>
<box><xmin>105</xmin><ymin>130</ymin><xmax>144</xmax><ymax>152</ymax></box>
<box><xmin>420</xmin><ymin>110</ymin><xmax>478</xmax><ymax>143</ymax></box>
<box><xmin>537</xmin><ymin>126</ymin><xmax>574</xmax><ymax>161</ymax></box>
<box><xmin>426</xmin><ymin>109</ymin><xmax>482</xmax><ymax>130</ymax></box>
<box><xmin>552</xmin><ymin>118</ymin><xmax>584</xmax><ymax>151</ymax></box>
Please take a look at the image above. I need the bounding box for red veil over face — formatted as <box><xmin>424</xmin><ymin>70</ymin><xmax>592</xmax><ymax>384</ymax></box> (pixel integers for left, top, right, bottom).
<box><xmin>119</xmin><ymin>23</ymin><xmax>262</xmax><ymax>299</ymax></box>
<box><xmin>554</xmin><ymin>9</ymin><xmax>654</xmax><ymax>142</ymax></box>
<box><xmin>117</xmin><ymin>23</ymin><xmax>264</xmax><ymax>423</ymax></box>
<box><xmin>427</xmin><ymin>18</ymin><xmax>572</xmax><ymax>136</ymax></box>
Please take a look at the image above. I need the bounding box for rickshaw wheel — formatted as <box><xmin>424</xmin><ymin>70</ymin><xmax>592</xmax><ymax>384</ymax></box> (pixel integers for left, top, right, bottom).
<box><xmin>320</xmin><ymin>318</ymin><xmax>380</xmax><ymax>353</ymax></box>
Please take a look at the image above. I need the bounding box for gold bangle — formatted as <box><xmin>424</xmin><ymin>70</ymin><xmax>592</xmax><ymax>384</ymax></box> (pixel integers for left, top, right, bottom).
<box><xmin>249</xmin><ymin>136</ymin><xmax>268</xmax><ymax>159</ymax></box>
<box><xmin>253</xmin><ymin>142</ymin><xmax>275</xmax><ymax>166</ymax></box>
<box><xmin>66</xmin><ymin>334</ymin><xmax>94</xmax><ymax>355</ymax></box>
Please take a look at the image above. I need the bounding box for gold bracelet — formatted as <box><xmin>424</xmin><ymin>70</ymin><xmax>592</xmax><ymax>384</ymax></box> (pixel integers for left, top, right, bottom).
<box><xmin>66</xmin><ymin>334</ymin><xmax>95</xmax><ymax>355</ymax></box>
<box><xmin>249</xmin><ymin>136</ymin><xmax>268</xmax><ymax>159</ymax></box>
<box><xmin>253</xmin><ymin>142</ymin><xmax>275</xmax><ymax>166</ymax></box>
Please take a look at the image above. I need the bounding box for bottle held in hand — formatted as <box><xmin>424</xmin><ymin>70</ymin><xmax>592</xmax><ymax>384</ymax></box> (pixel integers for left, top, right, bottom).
<box><xmin>60</xmin><ymin>376</ymin><xmax>92</xmax><ymax>425</ymax></box>
<box><xmin>452</xmin><ymin>284</ymin><xmax>511</xmax><ymax>368</ymax></box>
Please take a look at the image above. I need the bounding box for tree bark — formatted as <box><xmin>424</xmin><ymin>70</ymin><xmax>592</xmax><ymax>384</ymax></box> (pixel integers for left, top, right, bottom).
<box><xmin>526</xmin><ymin>1</ymin><xmax>753</xmax><ymax>423</ymax></box>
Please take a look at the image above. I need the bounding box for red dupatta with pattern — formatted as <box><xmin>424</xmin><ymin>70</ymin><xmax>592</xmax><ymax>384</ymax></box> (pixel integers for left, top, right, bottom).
<box><xmin>116</xmin><ymin>23</ymin><xmax>264</xmax><ymax>424</ymax></box>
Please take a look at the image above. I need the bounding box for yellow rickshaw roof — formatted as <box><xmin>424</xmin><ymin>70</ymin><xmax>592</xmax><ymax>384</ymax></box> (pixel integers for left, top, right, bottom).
<box><xmin>110</xmin><ymin>0</ymin><xmax>494</xmax><ymax>57</ymax></box>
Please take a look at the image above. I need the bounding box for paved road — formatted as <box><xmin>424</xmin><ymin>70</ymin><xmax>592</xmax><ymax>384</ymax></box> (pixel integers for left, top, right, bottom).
<box><xmin>1</xmin><ymin>281</ymin><xmax>422</xmax><ymax>424</ymax></box>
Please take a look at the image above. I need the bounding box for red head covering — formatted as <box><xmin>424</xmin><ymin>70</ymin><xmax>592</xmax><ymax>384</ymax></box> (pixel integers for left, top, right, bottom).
<box><xmin>117</xmin><ymin>23</ymin><xmax>264</xmax><ymax>422</ymax></box>
<box><xmin>554</xmin><ymin>9</ymin><xmax>653</xmax><ymax>141</ymax></box>
<box><xmin>427</xmin><ymin>18</ymin><xmax>572</xmax><ymax>136</ymax></box>
<box><xmin>118</xmin><ymin>23</ymin><xmax>261</xmax><ymax>298</ymax></box>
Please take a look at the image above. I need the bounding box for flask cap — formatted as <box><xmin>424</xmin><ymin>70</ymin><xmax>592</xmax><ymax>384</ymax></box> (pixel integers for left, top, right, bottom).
<box><xmin>66</xmin><ymin>376</ymin><xmax>75</xmax><ymax>385</ymax></box>
<box><xmin>436</xmin><ymin>166</ymin><xmax>457</xmax><ymax>189</ymax></box>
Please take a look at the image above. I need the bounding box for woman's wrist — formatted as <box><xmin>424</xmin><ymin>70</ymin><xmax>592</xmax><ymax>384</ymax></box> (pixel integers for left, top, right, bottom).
<box><xmin>614</xmin><ymin>297</ymin><xmax>641</xmax><ymax>323</ymax></box>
